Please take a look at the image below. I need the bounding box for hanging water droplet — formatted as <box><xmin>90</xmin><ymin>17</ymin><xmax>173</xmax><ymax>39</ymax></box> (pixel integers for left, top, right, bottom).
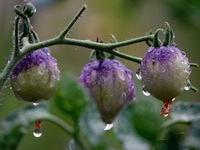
<box><xmin>33</xmin><ymin>128</ymin><xmax>42</xmax><ymax>138</ymax></box>
<box><xmin>104</xmin><ymin>123</ymin><xmax>113</xmax><ymax>131</ymax></box>
<box><xmin>163</xmin><ymin>113</ymin><xmax>168</xmax><ymax>117</ymax></box>
<box><xmin>33</xmin><ymin>120</ymin><xmax>42</xmax><ymax>138</ymax></box>
<box><xmin>33</xmin><ymin>102</ymin><xmax>39</xmax><ymax>106</ymax></box>
<box><xmin>136</xmin><ymin>68</ymin><xmax>142</xmax><ymax>80</ymax></box>
<box><xmin>184</xmin><ymin>81</ymin><xmax>191</xmax><ymax>91</ymax></box>
<box><xmin>142</xmin><ymin>86</ymin><xmax>150</xmax><ymax>96</ymax></box>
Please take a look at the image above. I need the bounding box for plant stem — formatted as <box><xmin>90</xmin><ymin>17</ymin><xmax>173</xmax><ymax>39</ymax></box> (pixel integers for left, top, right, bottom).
<box><xmin>45</xmin><ymin>115</ymin><xmax>89</xmax><ymax>150</ymax></box>
<box><xmin>45</xmin><ymin>114</ymin><xmax>74</xmax><ymax>136</ymax></box>
<box><xmin>59</xmin><ymin>4</ymin><xmax>87</xmax><ymax>39</ymax></box>
<box><xmin>14</xmin><ymin>16</ymin><xmax>20</xmax><ymax>55</ymax></box>
<box><xmin>0</xmin><ymin>34</ymin><xmax>152</xmax><ymax>93</ymax></box>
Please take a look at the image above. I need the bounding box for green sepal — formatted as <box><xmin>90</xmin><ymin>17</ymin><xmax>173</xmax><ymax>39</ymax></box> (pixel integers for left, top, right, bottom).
<box><xmin>153</xmin><ymin>29</ymin><xmax>163</xmax><ymax>47</ymax></box>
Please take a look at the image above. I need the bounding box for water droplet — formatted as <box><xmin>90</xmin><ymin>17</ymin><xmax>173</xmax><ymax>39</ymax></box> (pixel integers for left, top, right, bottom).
<box><xmin>170</xmin><ymin>48</ymin><xmax>174</xmax><ymax>53</ymax></box>
<box><xmin>36</xmin><ymin>55</ymin><xmax>44</xmax><ymax>63</ymax></box>
<box><xmin>172</xmin><ymin>98</ymin><xmax>175</xmax><ymax>101</ymax></box>
<box><xmin>181</xmin><ymin>51</ymin><xmax>186</xmax><ymax>56</ymax></box>
<box><xmin>163</xmin><ymin>114</ymin><xmax>168</xmax><ymax>117</ymax></box>
<box><xmin>104</xmin><ymin>123</ymin><xmax>113</xmax><ymax>131</ymax></box>
<box><xmin>33</xmin><ymin>120</ymin><xmax>42</xmax><ymax>138</ymax></box>
<box><xmin>37</xmin><ymin>63</ymin><xmax>46</xmax><ymax>75</ymax></box>
<box><xmin>33</xmin><ymin>128</ymin><xmax>42</xmax><ymax>138</ymax></box>
<box><xmin>50</xmin><ymin>75</ymin><xmax>57</xmax><ymax>87</ymax></box>
<box><xmin>18</xmin><ymin>73</ymin><xmax>25</xmax><ymax>85</ymax></box>
<box><xmin>142</xmin><ymin>86</ymin><xmax>150</xmax><ymax>96</ymax></box>
<box><xmin>13</xmin><ymin>82</ymin><xmax>21</xmax><ymax>91</ymax></box>
<box><xmin>136</xmin><ymin>68</ymin><xmax>142</xmax><ymax>80</ymax></box>
<box><xmin>33</xmin><ymin>102</ymin><xmax>39</xmax><ymax>106</ymax></box>
<box><xmin>31</xmin><ymin>75</ymin><xmax>37</xmax><ymax>85</ymax></box>
<box><xmin>119</xmin><ymin>92</ymin><xmax>126</xmax><ymax>104</ymax></box>
<box><xmin>9</xmin><ymin>86</ymin><xmax>12</xmax><ymax>90</ymax></box>
<box><xmin>42</xmin><ymin>76</ymin><xmax>49</xmax><ymax>84</ymax></box>
<box><xmin>147</xmin><ymin>47</ymin><xmax>153</xmax><ymax>53</ymax></box>
<box><xmin>118</xmin><ymin>71</ymin><xmax>125</xmax><ymax>81</ymax></box>
<box><xmin>184</xmin><ymin>81</ymin><xmax>191</xmax><ymax>91</ymax></box>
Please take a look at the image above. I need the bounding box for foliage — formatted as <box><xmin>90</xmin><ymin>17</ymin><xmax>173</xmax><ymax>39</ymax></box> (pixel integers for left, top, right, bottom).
<box><xmin>0</xmin><ymin>1</ymin><xmax>199</xmax><ymax>150</ymax></box>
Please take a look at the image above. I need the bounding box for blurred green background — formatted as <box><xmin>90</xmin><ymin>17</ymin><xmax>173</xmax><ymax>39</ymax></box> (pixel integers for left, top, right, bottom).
<box><xmin>0</xmin><ymin>0</ymin><xmax>200</xmax><ymax>150</ymax></box>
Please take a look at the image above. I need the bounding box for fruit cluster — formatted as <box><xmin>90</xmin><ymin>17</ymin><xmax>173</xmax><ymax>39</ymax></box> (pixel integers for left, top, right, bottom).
<box><xmin>9</xmin><ymin>20</ymin><xmax>192</xmax><ymax>125</ymax></box>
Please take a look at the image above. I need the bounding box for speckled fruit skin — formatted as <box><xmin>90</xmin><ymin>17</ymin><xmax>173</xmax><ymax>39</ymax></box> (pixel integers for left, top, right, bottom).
<box><xmin>140</xmin><ymin>46</ymin><xmax>190</xmax><ymax>102</ymax></box>
<box><xmin>79</xmin><ymin>59</ymin><xmax>135</xmax><ymax>124</ymax></box>
<box><xmin>9</xmin><ymin>48</ymin><xmax>60</xmax><ymax>102</ymax></box>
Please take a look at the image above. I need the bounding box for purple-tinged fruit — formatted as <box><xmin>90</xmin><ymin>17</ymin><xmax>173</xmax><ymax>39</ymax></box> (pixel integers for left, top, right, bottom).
<box><xmin>140</xmin><ymin>45</ymin><xmax>191</xmax><ymax>117</ymax></box>
<box><xmin>9</xmin><ymin>48</ymin><xmax>60</xmax><ymax>102</ymax></box>
<box><xmin>79</xmin><ymin>59</ymin><xmax>135</xmax><ymax>124</ymax></box>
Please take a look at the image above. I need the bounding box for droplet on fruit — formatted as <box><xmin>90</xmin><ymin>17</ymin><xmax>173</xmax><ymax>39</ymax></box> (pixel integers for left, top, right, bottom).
<box><xmin>136</xmin><ymin>68</ymin><xmax>142</xmax><ymax>80</ymax></box>
<box><xmin>142</xmin><ymin>86</ymin><xmax>150</xmax><ymax>96</ymax></box>
<box><xmin>104</xmin><ymin>123</ymin><xmax>113</xmax><ymax>131</ymax></box>
<box><xmin>184</xmin><ymin>81</ymin><xmax>191</xmax><ymax>91</ymax></box>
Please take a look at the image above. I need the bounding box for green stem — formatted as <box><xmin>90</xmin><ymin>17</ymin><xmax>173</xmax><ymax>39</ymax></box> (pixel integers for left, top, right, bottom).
<box><xmin>44</xmin><ymin>115</ymin><xmax>89</xmax><ymax>149</ymax></box>
<box><xmin>153</xmin><ymin>29</ymin><xmax>163</xmax><ymax>47</ymax></box>
<box><xmin>14</xmin><ymin>16</ymin><xmax>20</xmax><ymax>55</ymax></box>
<box><xmin>0</xmin><ymin>34</ymin><xmax>152</xmax><ymax>93</ymax></box>
<box><xmin>110</xmin><ymin>50</ymin><xmax>142</xmax><ymax>63</ymax></box>
<box><xmin>59</xmin><ymin>4</ymin><xmax>87</xmax><ymax>39</ymax></box>
<box><xmin>45</xmin><ymin>114</ymin><xmax>74</xmax><ymax>136</ymax></box>
<box><xmin>30</xmin><ymin>29</ymin><xmax>39</xmax><ymax>43</ymax></box>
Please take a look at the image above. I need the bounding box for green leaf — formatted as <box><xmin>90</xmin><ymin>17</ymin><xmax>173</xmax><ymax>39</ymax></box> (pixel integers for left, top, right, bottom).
<box><xmin>54</xmin><ymin>72</ymin><xmax>89</xmax><ymax>122</ymax></box>
<box><xmin>131</xmin><ymin>99</ymin><xmax>165</xmax><ymax>144</ymax></box>
<box><xmin>186</xmin><ymin>119</ymin><xmax>200</xmax><ymax>149</ymax></box>
<box><xmin>79</xmin><ymin>102</ymin><xmax>105</xmax><ymax>147</ymax></box>
<box><xmin>151</xmin><ymin>129</ymin><xmax>184</xmax><ymax>150</ymax></box>
<box><xmin>68</xmin><ymin>140</ymin><xmax>78</xmax><ymax>150</ymax></box>
<box><xmin>162</xmin><ymin>102</ymin><xmax>200</xmax><ymax>128</ymax></box>
<box><xmin>0</xmin><ymin>103</ymin><xmax>50</xmax><ymax>150</ymax></box>
<box><xmin>114</xmin><ymin>104</ymin><xmax>150</xmax><ymax>150</ymax></box>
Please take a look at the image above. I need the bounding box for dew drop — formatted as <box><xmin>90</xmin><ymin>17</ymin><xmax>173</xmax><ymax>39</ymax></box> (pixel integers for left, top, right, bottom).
<box><xmin>13</xmin><ymin>82</ymin><xmax>21</xmax><ymax>91</ymax></box>
<box><xmin>42</xmin><ymin>76</ymin><xmax>49</xmax><ymax>84</ymax></box>
<box><xmin>31</xmin><ymin>75</ymin><xmax>37</xmax><ymax>85</ymax></box>
<box><xmin>104</xmin><ymin>123</ymin><xmax>113</xmax><ymax>131</ymax></box>
<box><xmin>50</xmin><ymin>75</ymin><xmax>57</xmax><ymax>87</ymax></box>
<box><xmin>33</xmin><ymin>129</ymin><xmax>42</xmax><ymax>138</ymax></box>
<box><xmin>170</xmin><ymin>48</ymin><xmax>174</xmax><ymax>52</ymax></box>
<box><xmin>119</xmin><ymin>92</ymin><xmax>126</xmax><ymax>104</ymax></box>
<box><xmin>33</xmin><ymin>120</ymin><xmax>42</xmax><ymax>138</ymax></box>
<box><xmin>33</xmin><ymin>102</ymin><xmax>39</xmax><ymax>106</ymax></box>
<box><xmin>18</xmin><ymin>73</ymin><xmax>25</xmax><ymax>85</ymax></box>
<box><xmin>181</xmin><ymin>51</ymin><xmax>186</xmax><ymax>57</ymax></box>
<box><xmin>163</xmin><ymin>114</ymin><xmax>168</xmax><ymax>117</ymax></box>
<box><xmin>118</xmin><ymin>71</ymin><xmax>125</xmax><ymax>81</ymax></box>
<box><xmin>184</xmin><ymin>81</ymin><xmax>191</xmax><ymax>91</ymax></box>
<box><xmin>136</xmin><ymin>68</ymin><xmax>142</xmax><ymax>80</ymax></box>
<box><xmin>142</xmin><ymin>86</ymin><xmax>150</xmax><ymax>96</ymax></box>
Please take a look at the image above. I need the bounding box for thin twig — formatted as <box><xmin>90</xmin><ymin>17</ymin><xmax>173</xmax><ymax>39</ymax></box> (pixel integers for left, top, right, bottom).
<box><xmin>59</xmin><ymin>4</ymin><xmax>87</xmax><ymax>39</ymax></box>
